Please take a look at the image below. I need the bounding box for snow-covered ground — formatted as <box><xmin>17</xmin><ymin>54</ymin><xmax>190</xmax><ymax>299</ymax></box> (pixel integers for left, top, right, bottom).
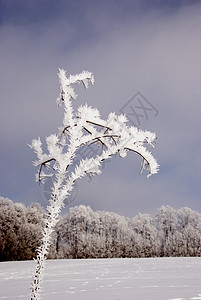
<box><xmin>0</xmin><ymin>257</ymin><xmax>201</xmax><ymax>300</ymax></box>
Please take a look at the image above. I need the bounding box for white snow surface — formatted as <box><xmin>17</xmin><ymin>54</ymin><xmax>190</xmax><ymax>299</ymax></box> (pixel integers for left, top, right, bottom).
<box><xmin>0</xmin><ymin>257</ymin><xmax>201</xmax><ymax>300</ymax></box>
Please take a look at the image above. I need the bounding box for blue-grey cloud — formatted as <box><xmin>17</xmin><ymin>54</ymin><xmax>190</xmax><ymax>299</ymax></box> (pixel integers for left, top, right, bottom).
<box><xmin>1</xmin><ymin>0</ymin><xmax>201</xmax><ymax>217</ymax></box>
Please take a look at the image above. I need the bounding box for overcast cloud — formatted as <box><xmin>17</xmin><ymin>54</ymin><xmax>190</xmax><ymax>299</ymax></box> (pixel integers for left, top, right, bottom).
<box><xmin>1</xmin><ymin>0</ymin><xmax>201</xmax><ymax>217</ymax></box>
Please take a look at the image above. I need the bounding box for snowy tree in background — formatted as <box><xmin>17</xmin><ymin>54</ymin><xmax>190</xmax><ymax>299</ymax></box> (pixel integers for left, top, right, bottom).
<box><xmin>132</xmin><ymin>213</ymin><xmax>158</xmax><ymax>257</ymax></box>
<box><xmin>0</xmin><ymin>197</ymin><xmax>44</xmax><ymax>261</ymax></box>
<box><xmin>29</xmin><ymin>68</ymin><xmax>159</xmax><ymax>299</ymax></box>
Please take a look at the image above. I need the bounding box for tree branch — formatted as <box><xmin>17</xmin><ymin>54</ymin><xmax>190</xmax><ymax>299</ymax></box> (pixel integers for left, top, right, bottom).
<box><xmin>38</xmin><ymin>158</ymin><xmax>56</xmax><ymax>182</ymax></box>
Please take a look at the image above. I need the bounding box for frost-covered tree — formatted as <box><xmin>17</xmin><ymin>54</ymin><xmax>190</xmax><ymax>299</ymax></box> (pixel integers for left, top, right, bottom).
<box><xmin>132</xmin><ymin>213</ymin><xmax>158</xmax><ymax>257</ymax></box>
<box><xmin>155</xmin><ymin>205</ymin><xmax>177</xmax><ymax>256</ymax></box>
<box><xmin>29</xmin><ymin>68</ymin><xmax>159</xmax><ymax>299</ymax></box>
<box><xmin>25</xmin><ymin>204</ymin><xmax>45</xmax><ymax>260</ymax></box>
<box><xmin>0</xmin><ymin>197</ymin><xmax>18</xmax><ymax>261</ymax></box>
<box><xmin>176</xmin><ymin>207</ymin><xmax>201</xmax><ymax>256</ymax></box>
<box><xmin>0</xmin><ymin>197</ymin><xmax>44</xmax><ymax>261</ymax></box>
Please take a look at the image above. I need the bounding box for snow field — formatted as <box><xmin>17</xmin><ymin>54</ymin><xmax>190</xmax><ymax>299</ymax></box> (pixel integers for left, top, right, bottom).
<box><xmin>0</xmin><ymin>257</ymin><xmax>201</xmax><ymax>300</ymax></box>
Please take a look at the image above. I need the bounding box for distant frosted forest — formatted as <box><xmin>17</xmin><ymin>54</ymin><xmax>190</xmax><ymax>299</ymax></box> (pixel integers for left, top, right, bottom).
<box><xmin>0</xmin><ymin>196</ymin><xmax>201</xmax><ymax>261</ymax></box>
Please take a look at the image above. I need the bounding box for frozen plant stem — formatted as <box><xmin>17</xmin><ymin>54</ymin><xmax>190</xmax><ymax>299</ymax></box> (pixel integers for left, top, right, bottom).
<box><xmin>29</xmin><ymin>68</ymin><xmax>159</xmax><ymax>299</ymax></box>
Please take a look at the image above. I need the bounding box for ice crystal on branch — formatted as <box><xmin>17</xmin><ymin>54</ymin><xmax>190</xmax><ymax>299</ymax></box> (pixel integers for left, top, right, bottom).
<box><xmin>29</xmin><ymin>68</ymin><xmax>159</xmax><ymax>300</ymax></box>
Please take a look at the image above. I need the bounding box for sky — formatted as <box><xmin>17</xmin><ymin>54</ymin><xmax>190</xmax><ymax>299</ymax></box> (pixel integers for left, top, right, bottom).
<box><xmin>1</xmin><ymin>0</ymin><xmax>201</xmax><ymax>217</ymax></box>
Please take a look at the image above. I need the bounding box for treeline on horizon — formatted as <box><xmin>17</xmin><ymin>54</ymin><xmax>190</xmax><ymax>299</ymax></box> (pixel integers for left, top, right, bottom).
<box><xmin>0</xmin><ymin>196</ymin><xmax>201</xmax><ymax>261</ymax></box>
